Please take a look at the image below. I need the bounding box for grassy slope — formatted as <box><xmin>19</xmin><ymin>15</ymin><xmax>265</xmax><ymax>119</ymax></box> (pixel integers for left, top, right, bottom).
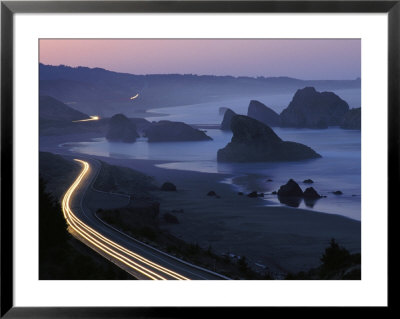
<box><xmin>93</xmin><ymin>160</ymin><xmax>157</xmax><ymax>197</ymax></box>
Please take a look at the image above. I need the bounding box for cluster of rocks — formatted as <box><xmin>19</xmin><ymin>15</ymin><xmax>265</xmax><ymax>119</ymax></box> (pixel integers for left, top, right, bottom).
<box><xmin>274</xmin><ymin>179</ymin><xmax>323</xmax><ymax>208</ymax></box>
<box><xmin>277</xmin><ymin>179</ymin><xmax>322</xmax><ymax>199</ymax></box>
<box><xmin>247</xmin><ymin>191</ymin><xmax>264</xmax><ymax>198</ymax></box>
<box><xmin>220</xmin><ymin>87</ymin><xmax>361</xmax><ymax>131</ymax></box>
<box><xmin>267</xmin><ymin>179</ymin><xmax>347</xmax><ymax>207</ymax></box>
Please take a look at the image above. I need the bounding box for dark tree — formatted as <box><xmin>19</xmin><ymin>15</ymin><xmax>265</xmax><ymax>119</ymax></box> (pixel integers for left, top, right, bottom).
<box><xmin>320</xmin><ymin>238</ymin><xmax>351</xmax><ymax>272</ymax></box>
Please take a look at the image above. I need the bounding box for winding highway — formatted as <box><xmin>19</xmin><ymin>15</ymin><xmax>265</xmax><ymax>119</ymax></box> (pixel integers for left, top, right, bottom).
<box><xmin>62</xmin><ymin>158</ymin><xmax>229</xmax><ymax>280</ymax></box>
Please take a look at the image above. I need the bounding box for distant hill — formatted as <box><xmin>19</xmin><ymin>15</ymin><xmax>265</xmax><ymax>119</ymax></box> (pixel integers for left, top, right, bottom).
<box><xmin>39</xmin><ymin>95</ymin><xmax>89</xmax><ymax>121</ymax></box>
<box><xmin>39</xmin><ymin>64</ymin><xmax>361</xmax><ymax>117</ymax></box>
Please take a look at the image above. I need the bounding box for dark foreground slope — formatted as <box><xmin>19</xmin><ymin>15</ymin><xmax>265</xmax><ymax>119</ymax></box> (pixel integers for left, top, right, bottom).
<box><xmin>39</xmin><ymin>177</ymin><xmax>134</xmax><ymax>280</ymax></box>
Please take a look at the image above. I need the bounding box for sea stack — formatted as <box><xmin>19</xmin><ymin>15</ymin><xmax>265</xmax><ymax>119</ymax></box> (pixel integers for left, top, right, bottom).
<box><xmin>217</xmin><ymin>115</ymin><xmax>321</xmax><ymax>162</ymax></box>
<box><xmin>106</xmin><ymin>113</ymin><xmax>139</xmax><ymax>143</ymax></box>
<box><xmin>280</xmin><ymin>87</ymin><xmax>350</xmax><ymax>129</ymax></box>
<box><xmin>247</xmin><ymin>100</ymin><xmax>280</xmax><ymax>127</ymax></box>
<box><xmin>340</xmin><ymin>107</ymin><xmax>361</xmax><ymax>130</ymax></box>
<box><xmin>220</xmin><ymin>108</ymin><xmax>237</xmax><ymax>131</ymax></box>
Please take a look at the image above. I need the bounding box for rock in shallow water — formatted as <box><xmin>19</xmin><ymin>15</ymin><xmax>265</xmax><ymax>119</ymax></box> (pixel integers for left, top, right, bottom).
<box><xmin>303</xmin><ymin>187</ymin><xmax>321</xmax><ymax>199</ymax></box>
<box><xmin>277</xmin><ymin>179</ymin><xmax>304</xmax><ymax>197</ymax></box>
<box><xmin>217</xmin><ymin>115</ymin><xmax>321</xmax><ymax>162</ymax></box>
<box><xmin>106</xmin><ymin>113</ymin><xmax>139</xmax><ymax>143</ymax></box>
<box><xmin>247</xmin><ymin>191</ymin><xmax>259</xmax><ymax>198</ymax></box>
<box><xmin>144</xmin><ymin>120</ymin><xmax>212</xmax><ymax>142</ymax></box>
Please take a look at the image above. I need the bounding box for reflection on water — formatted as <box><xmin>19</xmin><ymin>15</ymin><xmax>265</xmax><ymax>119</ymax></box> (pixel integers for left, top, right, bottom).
<box><xmin>278</xmin><ymin>196</ymin><xmax>302</xmax><ymax>208</ymax></box>
<box><xmin>304</xmin><ymin>197</ymin><xmax>321</xmax><ymax>208</ymax></box>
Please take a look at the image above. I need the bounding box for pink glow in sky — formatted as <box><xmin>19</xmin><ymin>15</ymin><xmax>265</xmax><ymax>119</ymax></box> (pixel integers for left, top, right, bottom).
<box><xmin>39</xmin><ymin>39</ymin><xmax>360</xmax><ymax>80</ymax></box>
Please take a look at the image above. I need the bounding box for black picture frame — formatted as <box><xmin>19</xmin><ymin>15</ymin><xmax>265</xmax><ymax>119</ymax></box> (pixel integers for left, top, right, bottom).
<box><xmin>1</xmin><ymin>0</ymin><xmax>397</xmax><ymax>317</ymax></box>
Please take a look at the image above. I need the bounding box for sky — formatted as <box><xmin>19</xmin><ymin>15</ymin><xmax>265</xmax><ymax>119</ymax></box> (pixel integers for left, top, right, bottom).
<box><xmin>39</xmin><ymin>39</ymin><xmax>361</xmax><ymax>80</ymax></box>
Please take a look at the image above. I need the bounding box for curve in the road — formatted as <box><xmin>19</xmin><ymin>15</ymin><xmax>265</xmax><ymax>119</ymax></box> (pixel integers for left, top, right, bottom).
<box><xmin>61</xmin><ymin>159</ymin><xmax>190</xmax><ymax>280</ymax></box>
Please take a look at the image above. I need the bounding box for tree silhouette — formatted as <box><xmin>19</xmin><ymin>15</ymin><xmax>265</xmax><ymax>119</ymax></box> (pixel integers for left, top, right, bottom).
<box><xmin>320</xmin><ymin>238</ymin><xmax>351</xmax><ymax>272</ymax></box>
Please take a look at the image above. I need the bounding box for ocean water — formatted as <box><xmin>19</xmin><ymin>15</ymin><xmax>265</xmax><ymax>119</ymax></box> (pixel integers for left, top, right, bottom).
<box><xmin>66</xmin><ymin>127</ymin><xmax>361</xmax><ymax>221</ymax></box>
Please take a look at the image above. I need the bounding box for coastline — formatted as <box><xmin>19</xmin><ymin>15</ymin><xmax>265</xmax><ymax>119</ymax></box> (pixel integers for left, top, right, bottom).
<box><xmin>39</xmin><ymin>135</ymin><xmax>361</xmax><ymax>275</ymax></box>
<box><xmin>88</xmin><ymin>154</ymin><xmax>360</xmax><ymax>275</ymax></box>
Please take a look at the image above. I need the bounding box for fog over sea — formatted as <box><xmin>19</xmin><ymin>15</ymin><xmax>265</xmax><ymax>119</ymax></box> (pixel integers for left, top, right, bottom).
<box><xmin>67</xmin><ymin>89</ymin><xmax>361</xmax><ymax>221</ymax></box>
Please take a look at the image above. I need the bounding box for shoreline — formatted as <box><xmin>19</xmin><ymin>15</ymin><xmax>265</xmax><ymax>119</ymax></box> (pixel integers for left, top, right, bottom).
<box><xmin>39</xmin><ymin>135</ymin><xmax>361</xmax><ymax>274</ymax></box>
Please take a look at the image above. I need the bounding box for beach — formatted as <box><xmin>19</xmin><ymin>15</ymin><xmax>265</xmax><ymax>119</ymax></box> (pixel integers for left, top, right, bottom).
<box><xmin>56</xmin><ymin>141</ymin><xmax>362</xmax><ymax>276</ymax></box>
<box><xmin>40</xmin><ymin>131</ymin><xmax>361</xmax><ymax>275</ymax></box>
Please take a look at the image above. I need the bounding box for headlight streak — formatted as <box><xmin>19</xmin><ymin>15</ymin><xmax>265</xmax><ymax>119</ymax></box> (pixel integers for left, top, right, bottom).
<box><xmin>72</xmin><ymin>116</ymin><xmax>100</xmax><ymax>122</ymax></box>
<box><xmin>61</xmin><ymin>159</ymin><xmax>189</xmax><ymax>280</ymax></box>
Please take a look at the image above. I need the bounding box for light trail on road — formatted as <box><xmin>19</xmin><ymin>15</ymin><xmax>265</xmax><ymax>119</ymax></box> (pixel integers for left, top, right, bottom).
<box><xmin>72</xmin><ymin>116</ymin><xmax>100</xmax><ymax>122</ymax></box>
<box><xmin>130</xmin><ymin>93</ymin><xmax>139</xmax><ymax>100</ymax></box>
<box><xmin>61</xmin><ymin>159</ymin><xmax>190</xmax><ymax>280</ymax></box>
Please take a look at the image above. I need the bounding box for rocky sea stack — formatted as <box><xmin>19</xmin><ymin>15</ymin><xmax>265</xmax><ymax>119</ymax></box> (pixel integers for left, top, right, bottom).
<box><xmin>144</xmin><ymin>120</ymin><xmax>212</xmax><ymax>142</ymax></box>
<box><xmin>340</xmin><ymin>107</ymin><xmax>361</xmax><ymax>130</ymax></box>
<box><xmin>106</xmin><ymin>113</ymin><xmax>139</xmax><ymax>143</ymax></box>
<box><xmin>217</xmin><ymin>115</ymin><xmax>321</xmax><ymax>162</ymax></box>
<box><xmin>247</xmin><ymin>100</ymin><xmax>280</xmax><ymax>127</ymax></box>
<box><xmin>220</xmin><ymin>108</ymin><xmax>237</xmax><ymax>131</ymax></box>
<box><xmin>280</xmin><ymin>87</ymin><xmax>350</xmax><ymax>129</ymax></box>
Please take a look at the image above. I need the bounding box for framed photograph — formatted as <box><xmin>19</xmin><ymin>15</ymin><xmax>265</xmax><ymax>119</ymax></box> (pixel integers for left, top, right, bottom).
<box><xmin>1</xmin><ymin>0</ymin><xmax>396</xmax><ymax>316</ymax></box>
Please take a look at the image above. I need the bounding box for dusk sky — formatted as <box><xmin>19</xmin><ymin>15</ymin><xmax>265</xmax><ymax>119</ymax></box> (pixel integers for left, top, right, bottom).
<box><xmin>39</xmin><ymin>39</ymin><xmax>361</xmax><ymax>80</ymax></box>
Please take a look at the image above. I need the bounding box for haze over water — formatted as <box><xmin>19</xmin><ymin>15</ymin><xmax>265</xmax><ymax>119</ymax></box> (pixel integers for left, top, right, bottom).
<box><xmin>146</xmin><ymin>89</ymin><xmax>361</xmax><ymax>124</ymax></box>
<box><xmin>66</xmin><ymin>90</ymin><xmax>361</xmax><ymax>221</ymax></box>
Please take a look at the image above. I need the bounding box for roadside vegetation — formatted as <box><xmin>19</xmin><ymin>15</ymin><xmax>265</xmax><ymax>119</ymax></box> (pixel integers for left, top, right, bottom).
<box><xmin>93</xmin><ymin>161</ymin><xmax>157</xmax><ymax>197</ymax></box>
<box><xmin>285</xmin><ymin>238</ymin><xmax>361</xmax><ymax>280</ymax></box>
<box><xmin>39</xmin><ymin>177</ymin><xmax>134</xmax><ymax>280</ymax></box>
